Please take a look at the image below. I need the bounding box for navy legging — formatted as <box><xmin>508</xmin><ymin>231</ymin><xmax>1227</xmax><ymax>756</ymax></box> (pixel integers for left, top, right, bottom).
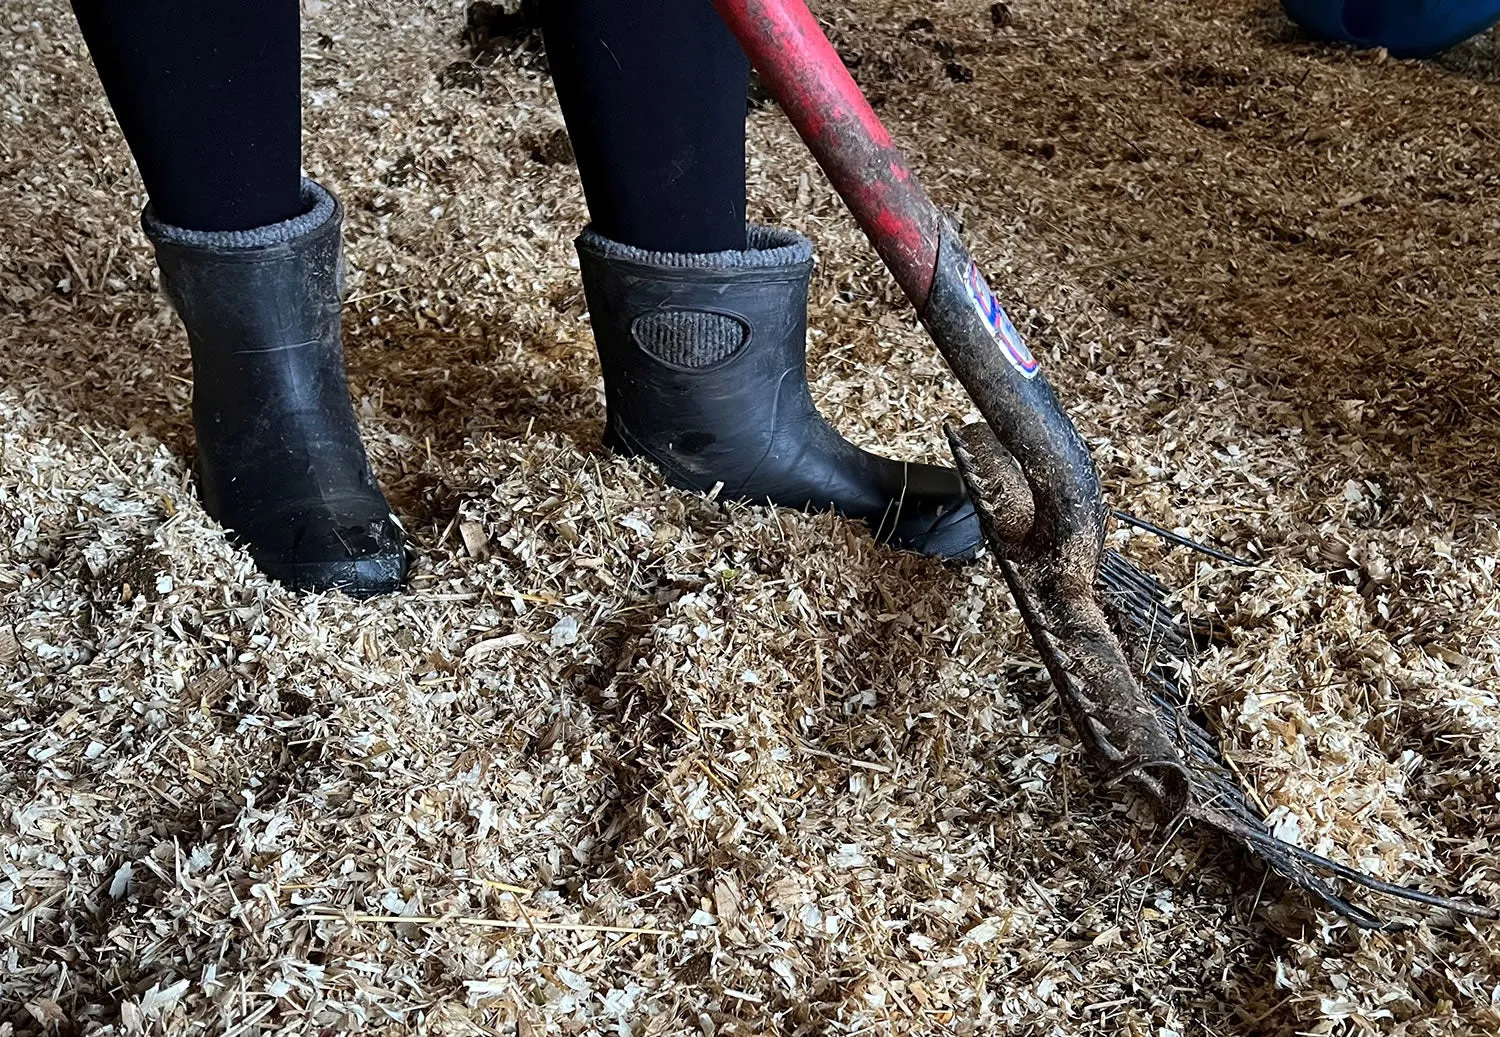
<box><xmin>541</xmin><ymin>0</ymin><xmax>749</xmax><ymax>253</ymax></box>
<box><xmin>70</xmin><ymin>0</ymin><xmax>749</xmax><ymax>251</ymax></box>
<box><xmin>70</xmin><ymin>0</ymin><xmax>303</xmax><ymax>232</ymax></box>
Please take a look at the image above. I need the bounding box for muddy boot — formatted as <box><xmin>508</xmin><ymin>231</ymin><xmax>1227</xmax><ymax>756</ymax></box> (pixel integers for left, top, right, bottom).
<box><xmin>143</xmin><ymin>179</ymin><xmax>407</xmax><ymax>596</ymax></box>
<box><xmin>576</xmin><ymin>225</ymin><xmax>980</xmax><ymax>559</ymax></box>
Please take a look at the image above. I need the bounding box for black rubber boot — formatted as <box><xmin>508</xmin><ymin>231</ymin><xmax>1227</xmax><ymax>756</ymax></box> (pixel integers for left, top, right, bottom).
<box><xmin>576</xmin><ymin>225</ymin><xmax>980</xmax><ymax>559</ymax></box>
<box><xmin>143</xmin><ymin>180</ymin><xmax>407</xmax><ymax>596</ymax></box>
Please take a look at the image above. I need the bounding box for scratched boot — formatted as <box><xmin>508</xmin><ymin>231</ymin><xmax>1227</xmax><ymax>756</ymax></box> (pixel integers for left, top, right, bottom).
<box><xmin>575</xmin><ymin>224</ymin><xmax>980</xmax><ymax>559</ymax></box>
<box><xmin>143</xmin><ymin>179</ymin><xmax>407</xmax><ymax>595</ymax></box>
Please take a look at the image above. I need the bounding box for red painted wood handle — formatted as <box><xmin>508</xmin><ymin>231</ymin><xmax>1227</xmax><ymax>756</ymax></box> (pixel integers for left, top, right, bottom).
<box><xmin>714</xmin><ymin>0</ymin><xmax>943</xmax><ymax>309</ymax></box>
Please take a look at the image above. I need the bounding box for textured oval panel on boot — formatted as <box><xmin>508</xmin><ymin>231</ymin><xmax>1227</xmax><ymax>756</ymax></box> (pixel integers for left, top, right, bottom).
<box><xmin>631</xmin><ymin>309</ymin><xmax>751</xmax><ymax>368</ymax></box>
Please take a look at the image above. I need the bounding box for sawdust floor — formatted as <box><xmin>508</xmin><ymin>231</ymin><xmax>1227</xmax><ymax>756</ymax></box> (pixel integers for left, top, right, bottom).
<box><xmin>4</xmin><ymin>0</ymin><xmax>1500</xmax><ymax>1034</ymax></box>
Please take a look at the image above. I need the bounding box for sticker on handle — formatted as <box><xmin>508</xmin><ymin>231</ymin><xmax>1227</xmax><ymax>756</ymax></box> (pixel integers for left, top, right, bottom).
<box><xmin>963</xmin><ymin>260</ymin><xmax>1039</xmax><ymax>378</ymax></box>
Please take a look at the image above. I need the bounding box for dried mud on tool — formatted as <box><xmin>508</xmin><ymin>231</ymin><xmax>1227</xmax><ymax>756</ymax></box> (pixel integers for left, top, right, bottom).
<box><xmin>713</xmin><ymin>0</ymin><xmax>1497</xmax><ymax>929</ymax></box>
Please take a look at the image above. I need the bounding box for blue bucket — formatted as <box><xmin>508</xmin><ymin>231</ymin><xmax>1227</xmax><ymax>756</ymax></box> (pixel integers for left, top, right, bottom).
<box><xmin>1283</xmin><ymin>0</ymin><xmax>1500</xmax><ymax>57</ymax></box>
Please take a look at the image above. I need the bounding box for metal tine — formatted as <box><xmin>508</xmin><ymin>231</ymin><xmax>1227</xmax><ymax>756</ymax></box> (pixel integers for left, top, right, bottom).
<box><xmin>1202</xmin><ymin>784</ymin><xmax>1265</xmax><ymax>827</ymax></box>
<box><xmin>1146</xmin><ymin>664</ymin><xmax>1192</xmax><ymax>694</ymax></box>
<box><xmin>1099</xmin><ymin>557</ymin><xmax>1194</xmax><ymax>645</ymax></box>
<box><xmin>1099</xmin><ymin>581</ymin><xmax>1176</xmax><ymax>621</ymax></box>
<box><xmin>1199</xmin><ymin>809</ymin><xmax>1439</xmax><ymax>927</ymax></box>
<box><xmin>1272</xmin><ymin>876</ymin><xmax>1391</xmax><ymax>929</ymax></box>
<box><xmin>1146</xmin><ymin>688</ymin><xmax>1214</xmax><ymax>740</ymax></box>
<box><xmin>1148</xmin><ymin>655</ymin><xmax>1195</xmax><ymax>693</ymax></box>
<box><xmin>1109</xmin><ymin>606</ymin><xmax>1193</xmax><ymax>665</ymax></box>
<box><xmin>1193</xmin><ymin>781</ymin><xmax>1274</xmax><ymax>831</ymax></box>
<box><xmin>1141</xmin><ymin>680</ymin><xmax>1261</xmax><ymax>817</ymax></box>
<box><xmin>1098</xmin><ymin>565</ymin><xmax>1170</xmax><ymax>601</ymax></box>
<box><xmin>1102</xmin><ymin>550</ymin><xmax>1175</xmax><ymax>591</ymax></box>
<box><xmin>1248</xmin><ymin>833</ymin><xmax>1500</xmax><ymax>919</ymax></box>
<box><xmin>1101</xmin><ymin>568</ymin><xmax>1190</xmax><ymax>640</ymax></box>
<box><xmin>1141</xmin><ymin>673</ymin><xmax>1193</xmax><ymax>713</ymax></box>
<box><xmin>1172</xmin><ymin>722</ymin><xmax>1230</xmax><ymax>766</ymax></box>
<box><xmin>1101</xmin><ymin>551</ymin><xmax>1178</xmax><ymax>599</ymax></box>
<box><xmin>1141</xmin><ymin>632</ymin><xmax>1196</xmax><ymax>671</ymax></box>
<box><xmin>1114</xmin><ymin>568</ymin><xmax>1285</xmax><ymax>832</ymax></box>
<box><xmin>1106</xmin><ymin>585</ymin><xmax>1184</xmax><ymax>634</ymax></box>
<box><xmin>1190</xmin><ymin>783</ymin><xmax>1258</xmax><ymax>822</ymax></box>
<box><xmin>1112</xmin><ymin>511</ymin><xmax>1258</xmax><ymax>567</ymax></box>
<box><xmin>1107</xmin><ymin>604</ymin><xmax>1194</xmax><ymax>659</ymax></box>
<box><xmin>1209</xmin><ymin>823</ymin><xmax>1383</xmax><ymax>922</ymax></box>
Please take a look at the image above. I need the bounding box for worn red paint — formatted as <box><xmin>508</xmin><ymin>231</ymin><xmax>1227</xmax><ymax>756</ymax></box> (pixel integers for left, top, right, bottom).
<box><xmin>714</xmin><ymin>0</ymin><xmax>942</xmax><ymax>308</ymax></box>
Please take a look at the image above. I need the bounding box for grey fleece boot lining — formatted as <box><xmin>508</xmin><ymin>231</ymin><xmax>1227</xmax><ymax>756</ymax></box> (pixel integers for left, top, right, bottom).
<box><xmin>576</xmin><ymin>224</ymin><xmax>814</xmax><ymax>270</ymax></box>
<box><xmin>141</xmin><ymin>179</ymin><xmax>336</xmax><ymax>250</ymax></box>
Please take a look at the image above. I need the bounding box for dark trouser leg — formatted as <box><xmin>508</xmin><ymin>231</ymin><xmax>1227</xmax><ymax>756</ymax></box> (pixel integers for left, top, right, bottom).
<box><xmin>540</xmin><ymin>0</ymin><xmax>748</xmax><ymax>253</ymax></box>
<box><xmin>70</xmin><ymin>0</ymin><xmax>302</xmax><ymax>231</ymax></box>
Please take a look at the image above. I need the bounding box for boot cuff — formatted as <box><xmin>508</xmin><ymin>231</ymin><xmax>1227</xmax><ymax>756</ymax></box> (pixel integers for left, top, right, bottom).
<box><xmin>576</xmin><ymin>224</ymin><xmax>813</xmax><ymax>270</ymax></box>
<box><xmin>142</xmin><ymin>179</ymin><xmax>337</xmax><ymax>250</ymax></box>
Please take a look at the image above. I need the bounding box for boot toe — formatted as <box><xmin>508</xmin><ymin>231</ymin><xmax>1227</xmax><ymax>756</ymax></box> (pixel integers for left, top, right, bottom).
<box><xmin>240</xmin><ymin>503</ymin><xmax>408</xmax><ymax>597</ymax></box>
<box><xmin>886</xmin><ymin>494</ymin><xmax>981</xmax><ymax>561</ymax></box>
<box><xmin>872</xmin><ymin>463</ymin><xmax>983</xmax><ymax>561</ymax></box>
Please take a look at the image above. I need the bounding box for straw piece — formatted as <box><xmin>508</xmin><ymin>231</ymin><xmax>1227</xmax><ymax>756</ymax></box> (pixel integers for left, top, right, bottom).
<box><xmin>298</xmin><ymin>911</ymin><xmax>672</xmax><ymax>937</ymax></box>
